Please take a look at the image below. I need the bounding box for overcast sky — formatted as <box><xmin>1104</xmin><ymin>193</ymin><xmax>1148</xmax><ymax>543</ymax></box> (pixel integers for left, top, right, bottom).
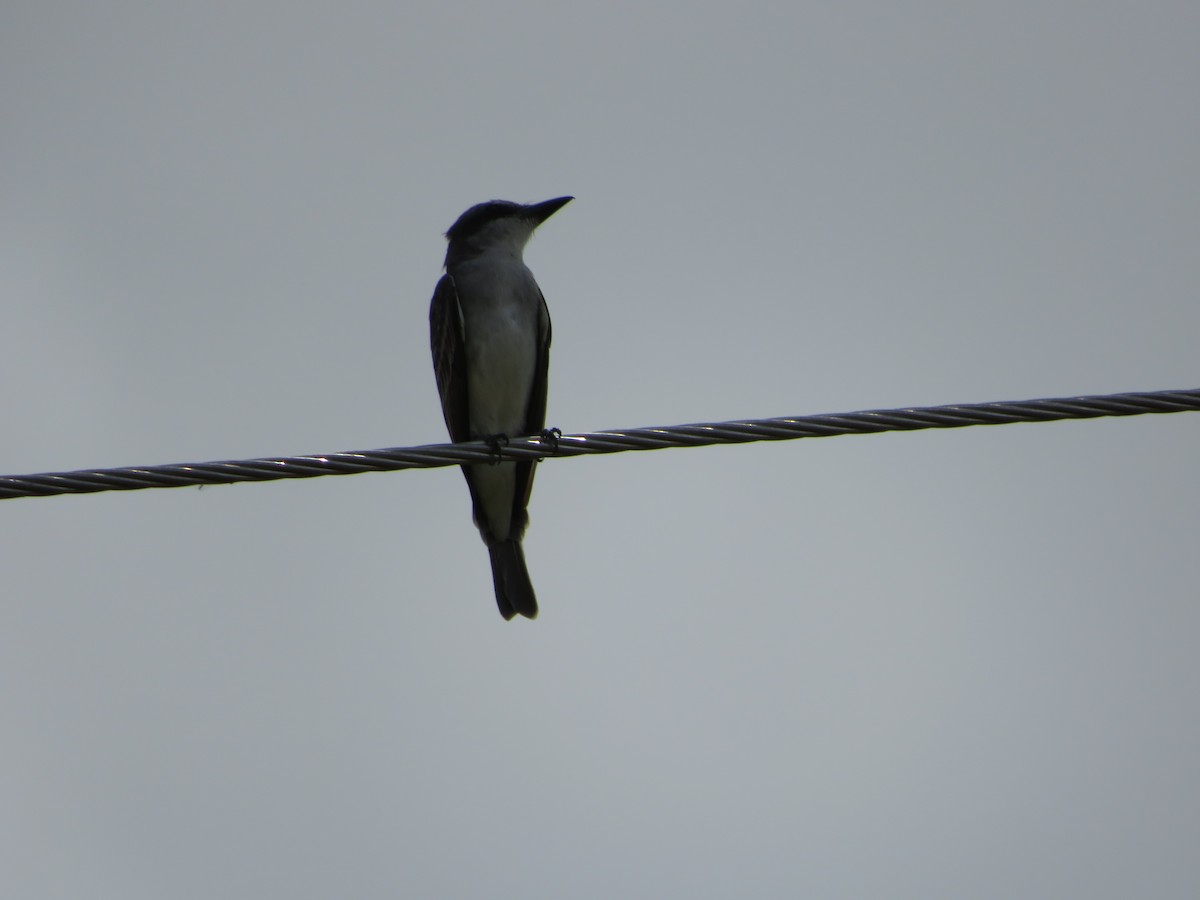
<box><xmin>3</xmin><ymin>3</ymin><xmax>1199</xmax><ymax>898</ymax></box>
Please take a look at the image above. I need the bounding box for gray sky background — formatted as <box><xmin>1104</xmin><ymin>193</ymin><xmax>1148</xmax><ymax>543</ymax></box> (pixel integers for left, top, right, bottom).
<box><xmin>3</xmin><ymin>3</ymin><xmax>1199</xmax><ymax>898</ymax></box>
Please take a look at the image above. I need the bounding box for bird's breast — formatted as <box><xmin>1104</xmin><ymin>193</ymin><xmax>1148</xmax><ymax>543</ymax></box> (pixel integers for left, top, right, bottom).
<box><xmin>453</xmin><ymin>260</ymin><xmax>542</xmax><ymax>437</ymax></box>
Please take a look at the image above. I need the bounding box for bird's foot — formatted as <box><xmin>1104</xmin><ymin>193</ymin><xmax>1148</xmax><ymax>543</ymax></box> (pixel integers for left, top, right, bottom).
<box><xmin>538</xmin><ymin>427</ymin><xmax>562</xmax><ymax>454</ymax></box>
<box><xmin>483</xmin><ymin>433</ymin><xmax>509</xmax><ymax>465</ymax></box>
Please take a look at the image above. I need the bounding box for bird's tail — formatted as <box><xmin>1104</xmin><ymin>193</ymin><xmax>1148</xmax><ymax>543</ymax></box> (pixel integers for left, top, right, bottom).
<box><xmin>488</xmin><ymin>540</ymin><xmax>538</xmax><ymax>621</ymax></box>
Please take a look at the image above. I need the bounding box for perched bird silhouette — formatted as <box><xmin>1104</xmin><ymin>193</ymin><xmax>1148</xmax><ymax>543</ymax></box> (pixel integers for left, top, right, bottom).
<box><xmin>429</xmin><ymin>197</ymin><xmax>573</xmax><ymax>619</ymax></box>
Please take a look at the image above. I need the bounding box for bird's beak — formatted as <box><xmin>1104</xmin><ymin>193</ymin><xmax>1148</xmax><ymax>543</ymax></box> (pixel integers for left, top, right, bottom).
<box><xmin>527</xmin><ymin>196</ymin><xmax>574</xmax><ymax>225</ymax></box>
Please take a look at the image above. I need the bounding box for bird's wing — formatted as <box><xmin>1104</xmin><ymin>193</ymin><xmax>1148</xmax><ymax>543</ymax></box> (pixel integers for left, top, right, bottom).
<box><xmin>523</xmin><ymin>289</ymin><xmax>552</xmax><ymax>436</ymax></box>
<box><xmin>513</xmin><ymin>290</ymin><xmax>553</xmax><ymax>515</ymax></box>
<box><xmin>429</xmin><ymin>274</ymin><xmax>470</xmax><ymax>443</ymax></box>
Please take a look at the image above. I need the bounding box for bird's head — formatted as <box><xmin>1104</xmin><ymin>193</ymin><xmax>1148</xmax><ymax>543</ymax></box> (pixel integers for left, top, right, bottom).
<box><xmin>444</xmin><ymin>196</ymin><xmax>573</xmax><ymax>266</ymax></box>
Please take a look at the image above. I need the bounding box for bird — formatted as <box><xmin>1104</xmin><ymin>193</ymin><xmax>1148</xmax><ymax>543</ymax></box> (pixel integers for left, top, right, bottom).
<box><xmin>429</xmin><ymin>196</ymin><xmax>573</xmax><ymax>620</ymax></box>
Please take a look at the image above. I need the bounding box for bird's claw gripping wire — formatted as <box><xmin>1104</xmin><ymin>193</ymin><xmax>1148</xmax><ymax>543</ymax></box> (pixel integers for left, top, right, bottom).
<box><xmin>483</xmin><ymin>434</ymin><xmax>509</xmax><ymax>465</ymax></box>
<box><xmin>538</xmin><ymin>427</ymin><xmax>562</xmax><ymax>455</ymax></box>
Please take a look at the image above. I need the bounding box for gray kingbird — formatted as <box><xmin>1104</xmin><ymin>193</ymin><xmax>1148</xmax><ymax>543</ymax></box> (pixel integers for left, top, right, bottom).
<box><xmin>429</xmin><ymin>196</ymin><xmax>573</xmax><ymax>620</ymax></box>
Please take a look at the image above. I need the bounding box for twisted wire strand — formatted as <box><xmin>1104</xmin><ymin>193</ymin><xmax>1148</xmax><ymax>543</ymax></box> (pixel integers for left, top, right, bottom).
<box><xmin>2</xmin><ymin>387</ymin><xmax>1197</xmax><ymax>500</ymax></box>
